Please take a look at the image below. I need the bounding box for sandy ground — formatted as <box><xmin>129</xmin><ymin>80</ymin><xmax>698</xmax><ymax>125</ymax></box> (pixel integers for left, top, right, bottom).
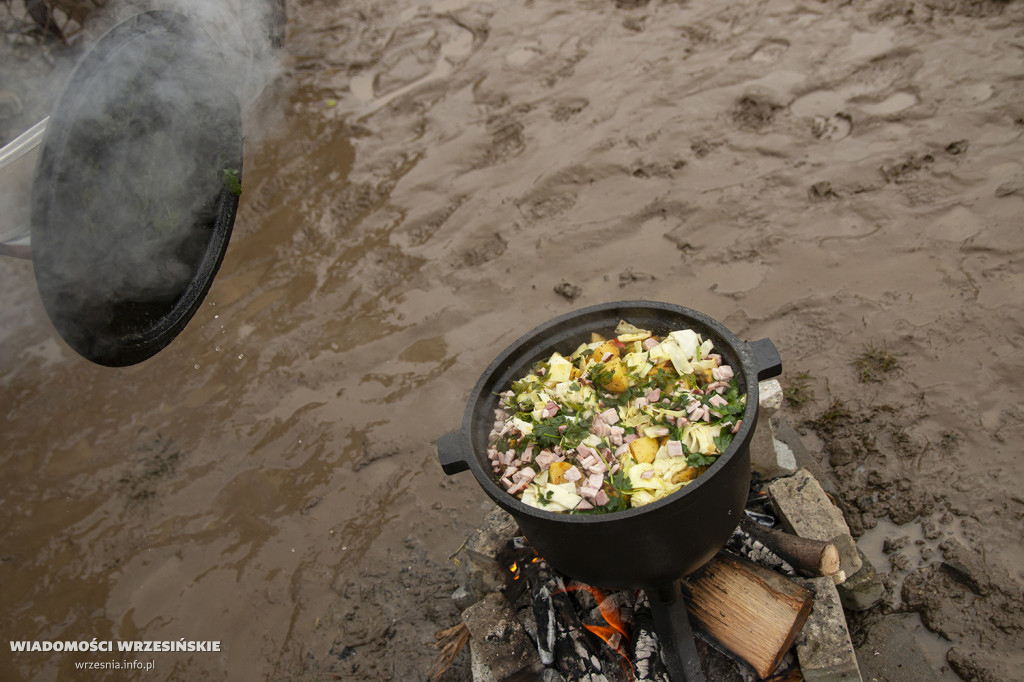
<box><xmin>2</xmin><ymin>0</ymin><xmax>1024</xmax><ymax>680</ymax></box>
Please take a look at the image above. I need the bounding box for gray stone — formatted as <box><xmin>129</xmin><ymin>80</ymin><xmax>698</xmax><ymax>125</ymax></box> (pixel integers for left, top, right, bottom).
<box><xmin>759</xmin><ymin>378</ymin><xmax>785</xmax><ymax>415</ymax></box>
<box><xmin>462</xmin><ymin>592</ymin><xmax>545</xmax><ymax>682</ymax></box>
<box><xmin>769</xmin><ymin>468</ymin><xmax>862</xmax><ymax>584</ymax></box>
<box><xmin>750</xmin><ymin>383</ymin><xmax>797</xmax><ymax>480</ymax></box>
<box><xmin>751</xmin><ymin>412</ymin><xmax>794</xmax><ymax>481</ymax></box>
<box><xmin>456</xmin><ymin>507</ymin><xmax>519</xmax><ymax>604</ymax></box>
<box><xmin>795</xmin><ymin>576</ymin><xmax>863</xmax><ymax>682</ymax></box>
<box><xmin>773</xmin><ymin>437</ymin><xmax>798</xmax><ymax>471</ymax></box>
<box><xmin>856</xmin><ymin>614</ymin><xmax>939</xmax><ymax>682</ymax></box>
<box><xmin>837</xmin><ymin>549</ymin><xmax>884</xmax><ymax>612</ymax></box>
<box><xmin>772</xmin><ymin>417</ymin><xmax>842</xmax><ymax>503</ymax></box>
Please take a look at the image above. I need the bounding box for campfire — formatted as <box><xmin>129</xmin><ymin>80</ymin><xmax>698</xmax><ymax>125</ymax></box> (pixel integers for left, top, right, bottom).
<box><xmin>434</xmin><ymin>379</ymin><xmax>872</xmax><ymax>682</ymax></box>
<box><xmin>434</xmin><ymin>481</ymin><xmax>851</xmax><ymax>681</ymax></box>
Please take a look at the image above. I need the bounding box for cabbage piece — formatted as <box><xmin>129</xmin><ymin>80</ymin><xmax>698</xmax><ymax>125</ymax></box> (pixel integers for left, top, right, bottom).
<box><xmin>660</xmin><ymin>338</ymin><xmax>693</xmax><ymax>375</ymax></box>
<box><xmin>623</xmin><ymin>351</ymin><xmax>653</xmax><ymax>378</ymax></box>
<box><xmin>546</xmin><ymin>352</ymin><xmax>573</xmax><ymax>385</ymax></box>
<box><xmin>511</xmin><ymin>416</ymin><xmax>534</xmax><ymax>436</ymax></box>
<box><xmin>522</xmin><ymin>480</ymin><xmax>584</xmax><ymax>512</ymax></box>
<box><xmin>615</xmin><ymin>320</ymin><xmax>652</xmax><ymax>340</ymax></box>
<box><xmin>668</xmin><ymin>329</ymin><xmax>702</xmax><ymax>358</ymax></box>
<box><xmin>680</xmin><ymin>423</ymin><xmax>723</xmax><ymax>455</ymax></box>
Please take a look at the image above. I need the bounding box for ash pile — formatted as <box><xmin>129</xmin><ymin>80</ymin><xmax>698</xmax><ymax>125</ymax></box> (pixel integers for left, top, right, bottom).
<box><xmin>432</xmin><ymin>380</ymin><xmax>890</xmax><ymax>682</ymax></box>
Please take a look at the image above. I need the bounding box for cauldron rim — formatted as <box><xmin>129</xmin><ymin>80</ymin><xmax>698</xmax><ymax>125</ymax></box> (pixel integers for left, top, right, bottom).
<box><xmin>447</xmin><ymin>299</ymin><xmax>777</xmax><ymax>523</ymax></box>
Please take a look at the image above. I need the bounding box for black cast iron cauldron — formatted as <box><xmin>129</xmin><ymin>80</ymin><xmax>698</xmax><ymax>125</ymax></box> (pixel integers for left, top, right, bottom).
<box><xmin>437</xmin><ymin>300</ymin><xmax>782</xmax><ymax>680</ymax></box>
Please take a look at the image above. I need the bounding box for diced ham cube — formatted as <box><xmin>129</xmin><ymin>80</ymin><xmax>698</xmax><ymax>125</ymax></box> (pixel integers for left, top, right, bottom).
<box><xmin>599</xmin><ymin>407</ymin><xmax>619</xmax><ymax>425</ymax></box>
<box><xmin>588</xmin><ymin>473</ymin><xmax>605</xmax><ymax>489</ymax></box>
<box><xmin>594</xmin><ymin>489</ymin><xmax>610</xmax><ymax>506</ymax></box>
<box><xmin>712</xmin><ymin>365</ymin><xmax>734</xmax><ymax>381</ymax></box>
<box><xmin>643</xmin><ymin>338</ymin><xmax>660</xmax><ymax>350</ymax></box>
<box><xmin>666</xmin><ymin>440</ymin><xmax>684</xmax><ymax>457</ymax></box>
<box><xmin>509</xmin><ymin>469</ymin><xmax>536</xmax><ymax>495</ymax></box>
<box><xmin>576</xmin><ymin>499</ymin><xmax>594</xmax><ymax>510</ymax></box>
<box><xmin>709</xmin><ymin>394</ymin><xmax>728</xmax><ymax>408</ymax></box>
<box><xmin>535</xmin><ymin>450</ymin><xmax>557</xmax><ymax>470</ymax></box>
<box><xmin>579</xmin><ymin>485</ymin><xmax>600</xmax><ymax>499</ymax></box>
<box><xmin>564</xmin><ymin>466</ymin><xmax>582</xmax><ymax>482</ymax></box>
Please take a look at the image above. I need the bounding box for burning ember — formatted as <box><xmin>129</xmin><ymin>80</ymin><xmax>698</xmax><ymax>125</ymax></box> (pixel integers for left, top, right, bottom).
<box><xmin>499</xmin><ymin>537</ymin><xmax>671</xmax><ymax>681</ymax></box>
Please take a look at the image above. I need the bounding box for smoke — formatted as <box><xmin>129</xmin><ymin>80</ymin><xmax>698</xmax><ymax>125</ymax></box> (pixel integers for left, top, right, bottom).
<box><xmin>100</xmin><ymin>0</ymin><xmax>286</xmax><ymax>110</ymax></box>
<box><xmin>32</xmin><ymin>0</ymin><xmax>286</xmax><ymax>364</ymax></box>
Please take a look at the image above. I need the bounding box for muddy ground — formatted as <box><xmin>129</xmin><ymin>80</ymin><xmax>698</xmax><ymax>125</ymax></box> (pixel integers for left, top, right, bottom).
<box><xmin>2</xmin><ymin>0</ymin><xmax>1023</xmax><ymax>680</ymax></box>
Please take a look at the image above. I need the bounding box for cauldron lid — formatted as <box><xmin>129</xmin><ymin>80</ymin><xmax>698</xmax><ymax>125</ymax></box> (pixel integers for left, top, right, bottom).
<box><xmin>31</xmin><ymin>10</ymin><xmax>242</xmax><ymax>366</ymax></box>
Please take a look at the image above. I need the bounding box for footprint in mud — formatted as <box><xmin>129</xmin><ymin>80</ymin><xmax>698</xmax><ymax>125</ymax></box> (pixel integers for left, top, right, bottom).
<box><xmin>732</xmin><ymin>93</ymin><xmax>784</xmax><ymax>131</ymax></box>
<box><xmin>349</xmin><ymin>12</ymin><xmax>483</xmax><ymax>112</ymax></box>
<box><xmin>790</xmin><ymin>47</ymin><xmax>922</xmax><ymax>128</ymax></box>
<box><xmin>857</xmin><ymin>90</ymin><xmax>918</xmax><ymax>116</ymax></box>
<box><xmin>748</xmin><ymin>38</ymin><xmax>790</xmax><ymax>64</ymax></box>
<box><xmin>811</xmin><ymin>112</ymin><xmax>853</xmax><ymax>141</ymax></box>
<box><xmin>550</xmin><ymin>97</ymin><xmax>589</xmax><ymax>122</ymax></box>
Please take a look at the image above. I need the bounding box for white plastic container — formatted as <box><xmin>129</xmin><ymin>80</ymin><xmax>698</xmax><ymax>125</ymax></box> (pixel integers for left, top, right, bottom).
<box><xmin>0</xmin><ymin>118</ymin><xmax>48</xmax><ymax>249</ymax></box>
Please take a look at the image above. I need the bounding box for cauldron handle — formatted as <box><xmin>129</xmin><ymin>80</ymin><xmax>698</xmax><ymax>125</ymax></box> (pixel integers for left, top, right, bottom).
<box><xmin>750</xmin><ymin>338</ymin><xmax>782</xmax><ymax>381</ymax></box>
<box><xmin>436</xmin><ymin>430</ymin><xmax>472</xmax><ymax>475</ymax></box>
<box><xmin>650</xmin><ymin>580</ymin><xmax>706</xmax><ymax>682</ymax></box>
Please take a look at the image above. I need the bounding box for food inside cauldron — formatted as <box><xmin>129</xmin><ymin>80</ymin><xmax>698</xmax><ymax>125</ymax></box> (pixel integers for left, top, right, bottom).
<box><xmin>487</xmin><ymin>320</ymin><xmax>745</xmax><ymax>514</ymax></box>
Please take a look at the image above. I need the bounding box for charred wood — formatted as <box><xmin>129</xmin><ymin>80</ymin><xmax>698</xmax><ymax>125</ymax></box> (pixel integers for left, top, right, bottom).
<box><xmin>630</xmin><ymin>593</ymin><xmax>671</xmax><ymax>682</ymax></box>
<box><xmin>525</xmin><ymin>556</ymin><xmax>610</xmax><ymax>682</ymax></box>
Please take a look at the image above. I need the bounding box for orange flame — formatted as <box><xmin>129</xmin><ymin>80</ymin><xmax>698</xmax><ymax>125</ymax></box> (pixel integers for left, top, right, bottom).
<box><xmin>558</xmin><ymin>585</ymin><xmax>630</xmax><ymax>641</ymax></box>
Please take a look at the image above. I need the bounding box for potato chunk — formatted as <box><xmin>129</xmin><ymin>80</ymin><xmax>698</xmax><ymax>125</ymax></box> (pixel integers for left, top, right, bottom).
<box><xmin>549</xmin><ymin>461</ymin><xmax>573</xmax><ymax>484</ymax></box>
<box><xmin>590</xmin><ymin>340</ymin><xmax>621</xmax><ymax>362</ymax></box>
<box><xmin>629</xmin><ymin>436</ymin><xmax>659</xmax><ymax>464</ymax></box>
<box><xmin>598</xmin><ymin>358</ymin><xmax>630</xmax><ymax>394</ymax></box>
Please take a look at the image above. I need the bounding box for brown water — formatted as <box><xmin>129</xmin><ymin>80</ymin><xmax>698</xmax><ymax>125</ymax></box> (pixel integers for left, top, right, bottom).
<box><xmin>3</xmin><ymin>0</ymin><xmax>1024</xmax><ymax>680</ymax></box>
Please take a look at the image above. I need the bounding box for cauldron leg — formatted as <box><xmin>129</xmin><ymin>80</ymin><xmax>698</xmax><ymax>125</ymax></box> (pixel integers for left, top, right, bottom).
<box><xmin>650</xmin><ymin>580</ymin><xmax>705</xmax><ymax>682</ymax></box>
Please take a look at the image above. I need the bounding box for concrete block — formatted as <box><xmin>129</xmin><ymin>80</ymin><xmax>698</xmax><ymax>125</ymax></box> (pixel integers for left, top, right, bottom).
<box><xmin>769</xmin><ymin>468</ymin><xmax>862</xmax><ymax>584</ymax></box>
<box><xmin>462</xmin><ymin>592</ymin><xmax>545</xmax><ymax>682</ymax></box>
<box><xmin>795</xmin><ymin>576</ymin><xmax>863</xmax><ymax>682</ymax></box>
